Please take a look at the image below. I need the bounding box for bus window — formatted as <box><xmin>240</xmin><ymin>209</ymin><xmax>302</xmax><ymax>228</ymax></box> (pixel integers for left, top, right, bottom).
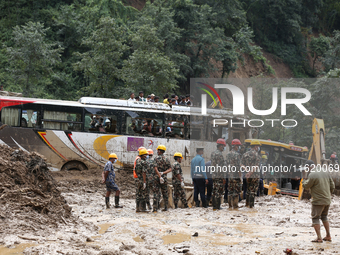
<box><xmin>85</xmin><ymin>113</ymin><xmax>117</xmax><ymax>133</ymax></box>
<box><xmin>166</xmin><ymin>118</ymin><xmax>184</xmax><ymax>139</ymax></box>
<box><xmin>188</xmin><ymin>115</ymin><xmax>204</xmax><ymax>140</ymax></box>
<box><xmin>1</xmin><ymin>107</ymin><xmax>20</xmax><ymax>127</ymax></box>
<box><xmin>126</xmin><ymin>111</ymin><xmax>163</xmax><ymax>136</ymax></box>
<box><xmin>43</xmin><ymin>111</ymin><xmax>81</xmax><ymax>131</ymax></box>
<box><xmin>21</xmin><ymin>110</ymin><xmax>40</xmax><ymax>128</ymax></box>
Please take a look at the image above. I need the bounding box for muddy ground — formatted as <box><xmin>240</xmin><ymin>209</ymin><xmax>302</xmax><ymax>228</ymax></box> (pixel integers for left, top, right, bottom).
<box><xmin>1</xmin><ymin>166</ymin><xmax>340</xmax><ymax>255</ymax></box>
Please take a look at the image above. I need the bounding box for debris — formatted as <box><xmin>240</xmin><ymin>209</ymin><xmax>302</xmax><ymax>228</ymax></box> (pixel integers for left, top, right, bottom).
<box><xmin>283</xmin><ymin>248</ymin><xmax>292</xmax><ymax>255</ymax></box>
<box><xmin>174</xmin><ymin>245</ymin><xmax>190</xmax><ymax>253</ymax></box>
<box><xmin>192</xmin><ymin>232</ymin><xmax>198</xmax><ymax>237</ymax></box>
<box><xmin>86</xmin><ymin>237</ymin><xmax>94</xmax><ymax>242</ymax></box>
<box><xmin>18</xmin><ymin>235</ymin><xmax>39</xmax><ymax>241</ymax></box>
<box><xmin>275</xmin><ymin>232</ymin><xmax>284</xmax><ymax>235</ymax></box>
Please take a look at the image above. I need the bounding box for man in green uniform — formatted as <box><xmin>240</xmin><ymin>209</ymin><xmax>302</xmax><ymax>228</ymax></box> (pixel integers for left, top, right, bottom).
<box><xmin>135</xmin><ymin>148</ymin><xmax>149</xmax><ymax>212</ymax></box>
<box><xmin>172</xmin><ymin>152</ymin><xmax>188</xmax><ymax>209</ymax></box>
<box><xmin>211</xmin><ymin>138</ymin><xmax>227</xmax><ymax>210</ymax></box>
<box><xmin>154</xmin><ymin>145</ymin><xmax>172</xmax><ymax>212</ymax></box>
<box><xmin>241</xmin><ymin>140</ymin><xmax>261</xmax><ymax>208</ymax></box>
<box><xmin>226</xmin><ymin>139</ymin><xmax>242</xmax><ymax>209</ymax></box>
<box><xmin>146</xmin><ymin>149</ymin><xmax>155</xmax><ymax>210</ymax></box>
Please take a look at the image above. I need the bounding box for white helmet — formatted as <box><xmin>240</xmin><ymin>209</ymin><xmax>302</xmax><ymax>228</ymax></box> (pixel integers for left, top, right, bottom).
<box><xmin>105</xmin><ymin>119</ymin><xmax>111</xmax><ymax>123</ymax></box>
<box><xmin>93</xmin><ymin>115</ymin><xmax>96</xmax><ymax>118</ymax></box>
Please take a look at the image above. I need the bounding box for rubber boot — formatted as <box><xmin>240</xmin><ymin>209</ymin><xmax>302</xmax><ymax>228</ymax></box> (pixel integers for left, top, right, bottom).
<box><xmin>162</xmin><ymin>205</ymin><xmax>168</xmax><ymax>211</ymax></box>
<box><xmin>114</xmin><ymin>196</ymin><xmax>123</xmax><ymax>208</ymax></box>
<box><xmin>183</xmin><ymin>202</ymin><xmax>189</xmax><ymax>208</ymax></box>
<box><xmin>141</xmin><ymin>201</ymin><xmax>148</xmax><ymax>212</ymax></box>
<box><xmin>105</xmin><ymin>197</ymin><xmax>110</xmax><ymax>209</ymax></box>
<box><xmin>233</xmin><ymin>195</ymin><xmax>239</xmax><ymax>208</ymax></box>
<box><xmin>260</xmin><ymin>190</ymin><xmax>264</xmax><ymax>196</ymax></box>
<box><xmin>174</xmin><ymin>202</ymin><xmax>178</xmax><ymax>209</ymax></box>
<box><xmin>212</xmin><ymin>197</ymin><xmax>217</xmax><ymax>210</ymax></box>
<box><xmin>146</xmin><ymin>201</ymin><xmax>152</xmax><ymax>210</ymax></box>
<box><xmin>228</xmin><ymin>195</ymin><xmax>232</xmax><ymax>208</ymax></box>
<box><xmin>249</xmin><ymin>195</ymin><xmax>255</xmax><ymax>208</ymax></box>
<box><xmin>136</xmin><ymin>201</ymin><xmax>141</xmax><ymax>213</ymax></box>
<box><xmin>246</xmin><ymin>195</ymin><xmax>249</xmax><ymax>207</ymax></box>
<box><xmin>202</xmin><ymin>200</ymin><xmax>208</xmax><ymax>208</ymax></box>
<box><xmin>216</xmin><ymin>197</ymin><xmax>221</xmax><ymax>210</ymax></box>
<box><xmin>195</xmin><ymin>201</ymin><xmax>200</xmax><ymax>207</ymax></box>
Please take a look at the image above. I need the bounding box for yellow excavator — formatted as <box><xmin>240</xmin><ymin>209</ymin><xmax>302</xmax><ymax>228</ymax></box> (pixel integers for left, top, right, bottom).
<box><xmin>266</xmin><ymin>118</ymin><xmax>328</xmax><ymax>199</ymax></box>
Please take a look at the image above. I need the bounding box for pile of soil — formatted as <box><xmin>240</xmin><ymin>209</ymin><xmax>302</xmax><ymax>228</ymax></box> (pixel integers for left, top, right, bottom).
<box><xmin>0</xmin><ymin>145</ymin><xmax>72</xmax><ymax>235</ymax></box>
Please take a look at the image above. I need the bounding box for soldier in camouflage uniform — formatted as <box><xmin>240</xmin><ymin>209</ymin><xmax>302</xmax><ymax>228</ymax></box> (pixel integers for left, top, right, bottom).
<box><xmin>211</xmin><ymin>138</ymin><xmax>227</xmax><ymax>210</ymax></box>
<box><xmin>153</xmin><ymin>145</ymin><xmax>172</xmax><ymax>212</ymax></box>
<box><xmin>226</xmin><ymin>139</ymin><xmax>242</xmax><ymax>209</ymax></box>
<box><xmin>135</xmin><ymin>148</ymin><xmax>149</xmax><ymax>212</ymax></box>
<box><xmin>146</xmin><ymin>149</ymin><xmax>158</xmax><ymax>210</ymax></box>
<box><xmin>172</xmin><ymin>152</ymin><xmax>188</xmax><ymax>209</ymax></box>
<box><xmin>241</xmin><ymin>140</ymin><xmax>261</xmax><ymax>208</ymax></box>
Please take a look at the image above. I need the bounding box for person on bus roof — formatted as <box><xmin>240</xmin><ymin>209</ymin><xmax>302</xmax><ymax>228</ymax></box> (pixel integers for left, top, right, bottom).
<box><xmin>128</xmin><ymin>93</ymin><xmax>136</xmax><ymax>101</ymax></box>
<box><xmin>138</xmin><ymin>91</ymin><xmax>145</xmax><ymax>102</ymax></box>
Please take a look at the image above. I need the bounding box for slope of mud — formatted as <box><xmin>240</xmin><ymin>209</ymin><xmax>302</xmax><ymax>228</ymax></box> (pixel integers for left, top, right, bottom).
<box><xmin>0</xmin><ymin>145</ymin><xmax>96</xmax><ymax>243</ymax></box>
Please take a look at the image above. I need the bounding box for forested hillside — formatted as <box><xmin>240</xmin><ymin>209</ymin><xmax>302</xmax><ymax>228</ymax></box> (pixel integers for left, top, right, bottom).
<box><xmin>1</xmin><ymin>0</ymin><xmax>340</xmax><ymax>100</ymax></box>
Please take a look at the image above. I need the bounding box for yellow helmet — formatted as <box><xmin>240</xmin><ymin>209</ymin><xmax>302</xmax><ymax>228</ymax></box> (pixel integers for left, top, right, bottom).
<box><xmin>139</xmin><ymin>148</ymin><xmax>148</xmax><ymax>156</ymax></box>
<box><xmin>250</xmin><ymin>140</ymin><xmax>261</xmax><ymax>146</ymax></box>
<box><xmin>108</xmin><ymin>153</ymin><xmax>118</xmax><ymax>160</ymax></box>
<box><xmin>260</xmin><ymin>150</ymin><xmax>266</xmax><ymax>155</ymax></box>
<box><xmin>262</xmin><ymin>155</ymin><xmax>268</xmax><ymax>159</ymax></box>
<box><xmin>174</xmin><ymin>152</ymin><xmax>183</xmax><ymax>158</ymax></box>
<box><xmin>157</xmin><ymin>144</ymin><xmax>166</xmax><ymax>151</ymax></box>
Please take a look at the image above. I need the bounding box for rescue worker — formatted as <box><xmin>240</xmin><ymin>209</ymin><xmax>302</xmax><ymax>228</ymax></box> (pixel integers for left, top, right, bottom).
<box><xmin>154</xmin><ymin>145</ymin><xmax>172</xmax><ymax>212</ymax></box>
<box><xmin>146</xmin><ymin>149</ymin><xmax>155</xmax><ymax>210</ymax></box>
<box><xmin>211</xmin><ymin>138</ymin><xmax>227</xmax><ymax>210</ymax></box>
<box><xmin>172</xmin><ymin>152</ymin><xmax>189</xmax><ymax>209</ymax></box>
<box><xmin>133</xmin><ymin>147</ymin><xmax>146</xmax><ymax>206</ymax></box>
<box><xmin>191</xmin><ymin>148</ymin><xmax>208</xmax><ymax>208</ymax></box>
<box><xmin>135</xmin><ymin>148</ymin><xmax>149</xmax><ymax>212</ymax></box>
<box><xmin>241</xmin><ymin>140</ymin><xmax>261</xmax><ymax>208</ymax></box>
<box><xmin>102</xmin><ymin>153</ymin><xmax>123</xmax><ymax>209</ymax></box>
<box><xmin>226</xmin><ymin>139</ymin><xmax>242</xmax><ymax>209</ymax></box>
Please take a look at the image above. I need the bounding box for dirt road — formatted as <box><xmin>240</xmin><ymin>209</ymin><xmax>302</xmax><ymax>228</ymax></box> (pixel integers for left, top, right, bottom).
<box><xmin>1</xmin><ymin>167</ymin><xmax>340</xmax><ymax>255</ymax></box>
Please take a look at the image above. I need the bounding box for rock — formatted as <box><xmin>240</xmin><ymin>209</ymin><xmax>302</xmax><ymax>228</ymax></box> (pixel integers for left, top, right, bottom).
<box><xmin>86</xmin><ymin>237</ymin><xmax>94</xmax><ymax>242</ymax></box>
<box><xmin>192</xmin><ymin>232</ymin><xmax>198</xmax><ymax>237</ymax></box>
<box><xmin>292</xmin><ymin>234</ymin><xmax>297</xmax><ymax>237</ymax></box>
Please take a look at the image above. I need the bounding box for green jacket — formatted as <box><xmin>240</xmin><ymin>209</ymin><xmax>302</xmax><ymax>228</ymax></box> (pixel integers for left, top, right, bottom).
<box><xmin>302</xmin><ymin>167</ymin><xmax>335</xmax><ymax>205</ymax></box>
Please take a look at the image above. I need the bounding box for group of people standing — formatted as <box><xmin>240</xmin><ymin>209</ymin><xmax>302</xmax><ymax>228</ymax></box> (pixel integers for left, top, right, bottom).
<box><xmin>191</xmin><ymin>138</ymin><xmax>262</xmax><ymax>210</ymax></box>
<box><xmin>127</xmin><ymin>91</ymin><xmax>193</xmax><ymax>106</ymax></box>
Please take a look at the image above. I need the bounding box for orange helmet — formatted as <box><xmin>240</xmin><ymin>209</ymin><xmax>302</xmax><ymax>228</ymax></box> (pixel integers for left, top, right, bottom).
<box><xmin>217</xmin><ymin>138</ymin><xmax>226</xmax><ymax>146</ymax></box>
<box><xmin>147</xmin><ymin>149</ymin><xmax>154</xmax><ymax>155</ymax></box>
<box><xmin>331</xmin><ymin>154</ymin><xmax>336</xmax><ymax>159</ymax></box>
<box><xmin>138</xmin><ymin>147</ymin><xmax>146</xmax><ymax>152</ymax></box>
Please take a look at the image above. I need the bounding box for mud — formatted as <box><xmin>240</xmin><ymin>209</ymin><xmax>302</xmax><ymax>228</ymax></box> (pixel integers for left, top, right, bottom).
<box><xmin>1</xmin><ymin>161</ymin><xmax>340</xmax><ymax>254</ymax></box>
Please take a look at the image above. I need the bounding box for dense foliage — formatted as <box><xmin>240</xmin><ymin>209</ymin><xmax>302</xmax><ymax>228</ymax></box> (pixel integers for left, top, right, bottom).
<box><xmin>0</xmin><ymin>0</ymin><xmax>340</xmax><ymax>99</ymax></box>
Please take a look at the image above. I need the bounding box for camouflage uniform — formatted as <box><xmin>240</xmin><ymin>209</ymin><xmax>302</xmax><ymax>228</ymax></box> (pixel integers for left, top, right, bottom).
<box><xmin>241</xmin><ymin>149</ymin><xmax>261</xmax><ymax>196</ymax></box>
<box><xmin>153</xmin><ymin>154</ymin><xmax>171</xmax><ymax>210</ymax></box>
<box><xmin>172</xmin><ymin>161</ymin><xmax>188</xmax><ymax>207</ymax></box>
<box><xmin>211</xmin><ymin>150</ymin><xmax>225</xmax><ymax>199</ymax></box>
<box><xmin>226</xmin><ymin>150</ymin><xmax>242</xmax><ymax>196</ymax></box>
<box><xmin>135</xmin><ymin>157</ymin><xmax>148</xmax><ymax>205</ymax></box>
<box><xmin>146</xmin><ymin>158</ymin><xmax>154</xmax><ymax>204</ymax></box>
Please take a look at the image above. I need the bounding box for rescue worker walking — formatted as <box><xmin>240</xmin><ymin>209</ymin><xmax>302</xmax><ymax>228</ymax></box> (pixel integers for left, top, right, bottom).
<box><xmin>172</xmin><ymin>152</ymin><xmax>189</xmax><ymax>209</ymax></box>
<box><xmin>102</xmin><ymin>153</ymin><xmax>123</xmax><ymax>209</ymax></box>
<box><xmin>241</xmin><ymin>140</ymin><xmax>261</xmax><ymax>208</ymax></box>
<box><xmin>154</xmin><ymin>145</ymin><xmax>172</xmax><ymax>212</ymax></box>
<box><xmin>226</xmin><ymin>139</ymin><xmax>242</xmax><ymax>209</ymax></box>
<box><xmin>135</xmin><ymin>148</ymin><xmax>149</xmax><ymax>212</ymax></box>
<box><xmin>211</xmin><ymin>138</ymin><xmax>227</xmax><ymax>210</ymax></box>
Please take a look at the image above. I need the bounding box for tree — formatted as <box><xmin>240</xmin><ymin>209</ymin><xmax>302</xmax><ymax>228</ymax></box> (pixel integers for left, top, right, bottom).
<box><xmin>323</xmin><ymin>30</ymin><xmax>340</xmax><ymax>70</ymax></box>
<box><xmin>309</xmin><ymin>35</ymin><xmax>330</xmax><ymax>73</ymax></box>
<box><xmin>5</xmin><ymin>21</ymin><xmax>63</xmax><ymax>96</ymax></box>
<box><xmin>73</xmin><ymin>17</ymin><xmax>128</xmax><ymax>97</ymax></box>
<box><xmin>121</xmin><ymin>24</ymin><xmax>179</xmax><ymax>95</ymax></box>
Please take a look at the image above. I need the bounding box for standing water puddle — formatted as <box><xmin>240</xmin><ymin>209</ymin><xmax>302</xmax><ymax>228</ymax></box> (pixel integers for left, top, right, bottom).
<box><xmin>0</xmin><ymin>243</ymin><xmax>37</xmax><ymax>255</ymax></box>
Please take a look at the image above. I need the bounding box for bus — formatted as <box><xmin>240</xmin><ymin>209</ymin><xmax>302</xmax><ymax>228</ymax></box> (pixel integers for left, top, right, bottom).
<box><xmin>244</xmin><ymin>139</ymin><xmax>308</xmax><ymax>195</ymax></box>
<box><xmin>0</xmin><ymin>96</ymin><xmax>251</xmax><ymax>178</ymax></box>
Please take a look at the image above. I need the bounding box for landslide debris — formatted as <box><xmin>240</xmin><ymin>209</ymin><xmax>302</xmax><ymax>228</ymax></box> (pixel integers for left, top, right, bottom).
<box><xmin>0</xmin><ymin>145</ymin><xmax>72</xmax><ymax>235</ymax></box>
